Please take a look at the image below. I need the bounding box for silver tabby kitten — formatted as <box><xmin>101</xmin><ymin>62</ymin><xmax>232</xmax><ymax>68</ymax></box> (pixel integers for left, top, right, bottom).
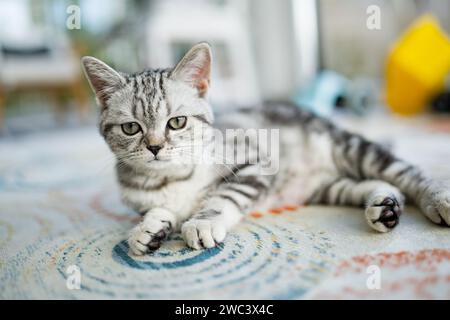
<box><xmin>82</xmin><ymin>43</ymin><xmax>450</xmax><ymax>255</ymax></box>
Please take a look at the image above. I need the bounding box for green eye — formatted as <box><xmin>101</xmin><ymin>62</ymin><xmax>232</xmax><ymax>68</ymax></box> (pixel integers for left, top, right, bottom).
<box><xmin>167</xmin><ymin>116</ymin><xmax>187</xmax><ymax>130</ymax></box>
<box><xmin>121</xmin><ymin>122</ymin><xmax>141</xmax><ymax>135</ymax></box>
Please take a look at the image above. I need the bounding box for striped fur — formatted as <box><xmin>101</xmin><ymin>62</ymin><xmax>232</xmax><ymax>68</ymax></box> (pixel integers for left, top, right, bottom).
<box><xmin>82</xmin><ymin>43</ymin><xmax>450</xmax><ymax>255</ymax></box>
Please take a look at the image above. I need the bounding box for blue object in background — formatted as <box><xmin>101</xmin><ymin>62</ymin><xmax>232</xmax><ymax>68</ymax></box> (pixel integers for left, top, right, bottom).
<box><xmin>293</xmin><ymin>70</ymin><xmax>374</xmax><ymax>117</ymax></box>
<box><xmin>293</xmin><ymin>70</ymin><xmax>349</xmax><ymax>117</ymax></box>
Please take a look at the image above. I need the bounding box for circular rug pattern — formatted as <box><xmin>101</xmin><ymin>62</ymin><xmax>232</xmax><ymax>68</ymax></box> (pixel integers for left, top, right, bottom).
<box><xmin>0</xmin><ymin>214</ymin><xmax>335</xmax><ymax>299</ymax></box>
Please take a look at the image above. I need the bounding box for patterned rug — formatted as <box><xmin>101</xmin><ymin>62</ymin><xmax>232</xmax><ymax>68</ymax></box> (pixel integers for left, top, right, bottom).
<box><xmin>1</xmin><ymin>117</ymin><xmax>450</xmax><ymax>299</ymax></box>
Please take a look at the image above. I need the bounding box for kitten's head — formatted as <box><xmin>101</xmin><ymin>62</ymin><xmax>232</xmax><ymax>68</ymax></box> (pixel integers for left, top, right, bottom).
<box><xmin>81</xmin><ymin>43</ymin><xmax>214</xmax><ymax>173</ymax></box>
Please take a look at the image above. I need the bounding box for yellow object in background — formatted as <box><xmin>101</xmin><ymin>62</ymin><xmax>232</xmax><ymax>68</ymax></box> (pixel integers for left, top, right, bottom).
<box><xmin>386</xmin><ymin>15</ymin><xmax>450</xmax><ymax>115</ymax></box>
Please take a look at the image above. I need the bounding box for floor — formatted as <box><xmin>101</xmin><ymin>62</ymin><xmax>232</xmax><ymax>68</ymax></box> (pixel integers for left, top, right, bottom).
<box><xmin>0</xmin><ymin>113</ymin><xmax>449</xmax><ymax>299</ymax></box>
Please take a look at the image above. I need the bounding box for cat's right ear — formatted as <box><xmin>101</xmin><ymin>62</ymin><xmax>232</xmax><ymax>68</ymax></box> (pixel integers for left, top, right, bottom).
<box><xmin>81</xmin><ymin>56</ymin><xmax>126</xmax><ymax>108</ymax></box>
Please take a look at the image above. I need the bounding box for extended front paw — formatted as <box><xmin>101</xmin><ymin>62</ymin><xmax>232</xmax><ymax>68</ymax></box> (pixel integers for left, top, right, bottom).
<box><xmin>128</xmin><ymin>208</ymin><xmax>175</xmax><ymax>255</ymax></box>
<box><xmin>181</xmin><ymin>220</ymin><xmax>227</xmax><ymax>250</ymax></box>
<box><xmin>128</xmin><ymin>219</ymin><xmax>171</xmax><ymax>255</ymax></box>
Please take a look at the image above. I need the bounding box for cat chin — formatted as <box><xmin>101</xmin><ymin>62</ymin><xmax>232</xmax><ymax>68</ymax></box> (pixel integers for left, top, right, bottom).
<box><xmin>144</xmin><ymin>159</ymin><xmax>190</xmax><ymax>171</ymax></box>
<box><xmin>145</xmin><ymin>159</ymin><xmax>172</xmax><ymax>168</ymax></box>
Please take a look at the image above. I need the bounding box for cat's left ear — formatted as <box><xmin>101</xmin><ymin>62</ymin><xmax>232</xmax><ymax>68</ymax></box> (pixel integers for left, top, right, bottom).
<box><xmin>171</xmin><ymin>42</ymin><xmax>212</xmax><ymax>98</ymax></box>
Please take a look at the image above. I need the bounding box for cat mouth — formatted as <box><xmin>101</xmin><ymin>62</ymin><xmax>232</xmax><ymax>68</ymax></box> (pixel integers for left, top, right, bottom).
<box><xmin>148</xmin><ymin>158</ymin><xmax>169</xmax><ymax>163</ymax></box>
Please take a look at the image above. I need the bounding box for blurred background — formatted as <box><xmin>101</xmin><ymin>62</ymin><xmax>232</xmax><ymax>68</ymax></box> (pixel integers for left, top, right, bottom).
<box><xmin>0</xmin><ymin>0</ymin><xmax>449</xmax><ymax>135</ymax></box>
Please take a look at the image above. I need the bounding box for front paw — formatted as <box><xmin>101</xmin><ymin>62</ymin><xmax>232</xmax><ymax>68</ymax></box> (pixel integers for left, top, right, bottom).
<box><xmin>128</xmin><ymin>209</ymin><xmax>175</xmax><ymax>256</ymax></box>
<box><xmin>181</xmin><ymin>220</ymin><xmax>227</xmax><ymax>250</ymax></box>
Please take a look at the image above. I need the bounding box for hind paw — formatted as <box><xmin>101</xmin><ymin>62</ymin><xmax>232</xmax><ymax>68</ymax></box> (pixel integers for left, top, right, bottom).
<box><xmin>421</xmin><ymin>186</ymin><xmax>450</xmax><ymax>226</ymax></box>
<box><xmin>365</xmin><ymin>196</ymin><xmax>402</xmax><ymax>232</ymax></box>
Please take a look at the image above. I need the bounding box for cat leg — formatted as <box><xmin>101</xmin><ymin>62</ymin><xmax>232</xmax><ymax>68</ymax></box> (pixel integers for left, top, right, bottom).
<box><xmin>379</xmin><ymin>163</ymin><xmax>450</xmax><ymax>226</ymax></box>
<box><xmin>182</xmin><ymin>164</ymin><xmax>272</xmax><ymax>249</ymax></box>
<box><xmin>377</xmin><ymin>161</ymin><xmax>449</xmax><ymax>226</ymax></box>
<box><xmin>414</xmin><ymin>181</ymin><xmax>450</xmax><ymax>226</ymax></box>
<box><xmin>128</xmin><ymin>208</ymin><xmax>177</xmax><ymax>255</ymax></box>
<box><xmin>329</xmin><ymin>131</ymin><xmax>450</xmax><ymax>227</ymax></box>
<box><xmin>308</xmin><ymin>177</ymin><xmax>405</xmax><ymax>232</ymax></box>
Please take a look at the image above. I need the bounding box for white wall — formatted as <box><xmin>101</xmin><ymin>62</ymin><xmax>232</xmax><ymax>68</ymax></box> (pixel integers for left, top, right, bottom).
<box><xmin>248</xmin><ymin>0</ymin><xmax>299</xmax><ymax>100</ymax></box>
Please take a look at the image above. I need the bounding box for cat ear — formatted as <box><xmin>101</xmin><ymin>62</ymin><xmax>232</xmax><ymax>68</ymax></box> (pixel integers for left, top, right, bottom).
<box><xmin>171</xmin><ymin>42</ymin><xmax>212</xmax><ymax>97</ymax></box>
<box><xmin>81</xmin><ymin>56</ymin><xmax>126</xmax><ymax>108</ymax></box>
